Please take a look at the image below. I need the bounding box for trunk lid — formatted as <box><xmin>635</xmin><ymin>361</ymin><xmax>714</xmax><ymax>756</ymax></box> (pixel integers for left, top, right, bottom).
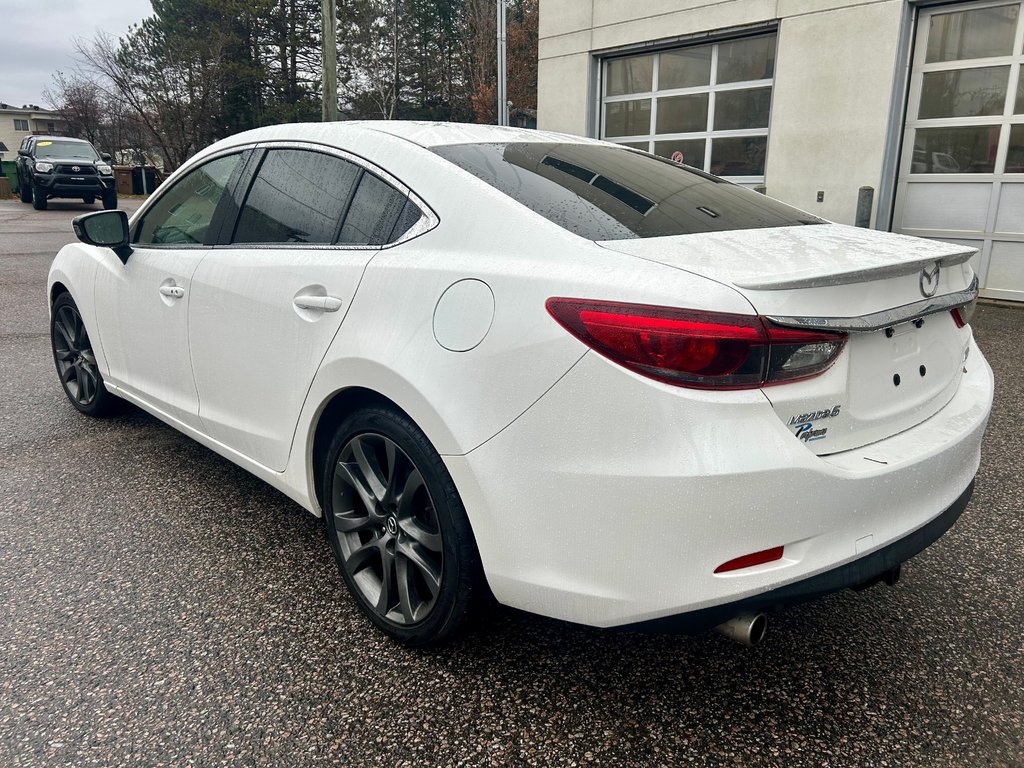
<box><xmin>598</xmin><ymin>224</ymin><xmax>977</xmax><ymax>455</ymax></box>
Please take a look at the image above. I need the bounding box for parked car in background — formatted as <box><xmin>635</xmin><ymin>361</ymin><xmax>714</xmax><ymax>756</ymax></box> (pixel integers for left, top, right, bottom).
<box><xmin>16</xmin><ymin>136</ymin><xmax>117</xmax><ymax>210</ymax></box>
<box><xmin>47</xmin><ymin>122</ymin><xmax>992</xmax><ymax>647</ymax></box>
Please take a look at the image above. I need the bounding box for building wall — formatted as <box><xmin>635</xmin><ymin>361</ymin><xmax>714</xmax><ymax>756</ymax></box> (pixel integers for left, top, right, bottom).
<box><xmin>537</xmin><ymin>0</ymin><xmax>905</xmax><ymax>225</ymax></box>
<box><xmin>0</xmin><ymin>106</ymin><xmax>68</xmax><ymax>162</ymax></box>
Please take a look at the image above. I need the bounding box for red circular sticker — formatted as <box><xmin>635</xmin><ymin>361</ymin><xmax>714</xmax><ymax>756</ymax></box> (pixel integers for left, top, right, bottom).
<box><xmin>670</xmin><ymin>151</ymin><xmax>685</xmax><ymax>164</ymax></box>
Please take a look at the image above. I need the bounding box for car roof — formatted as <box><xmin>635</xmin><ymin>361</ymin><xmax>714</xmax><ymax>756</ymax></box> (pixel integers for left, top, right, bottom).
<box><xmin>216</xmin><ymin>120</ymin><xmax>604</xmax><ymax>150</ymax></box>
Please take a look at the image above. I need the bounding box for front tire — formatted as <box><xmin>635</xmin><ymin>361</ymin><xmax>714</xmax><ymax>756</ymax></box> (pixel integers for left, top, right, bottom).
<box><xmin>18</xmin><ymin>176</ymin><xmax>31</xmax><ymax>203</ymax></box>
<box><xmin>83</xmin><ymin>194</ymin><xmax>95</xmax><ymax>205</ymax></box>
<box><xmin>32</xmin><ymin>185</ymin><xmax>47</xmax><ymax>210</ymax></box>
<box><xmin>102</xmin><ymin>191</ymin><xmax>117</xmax><ymax>210</ymax></box>
<box><xmin>50</xmin><ymin>294</ymin><xmax>119</xmax><ymax>417</ymax></box>
<box><xmin>322</xmin><ymin>407</ymin><xmax>483</xmax><ymax>646</ymax></box>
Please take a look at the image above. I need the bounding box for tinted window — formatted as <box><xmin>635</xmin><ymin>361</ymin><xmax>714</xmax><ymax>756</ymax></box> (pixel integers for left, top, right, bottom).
<box><xmin>389</xmin><ymin>199</ymin><xmax>424</xmax><ymax>242</ymax></box>
<box><xmin>137</xmin><ymin>153</ymin><xmax>243</xmax><ymax>245</ymax></box>
<box><xmin>432</xmin><ymin>142</ymin><xmax>821</xmax><ymax>240</ymax></box>
<box><xmin>338</xmin><ymin>172</ymin><xmax>408</xmax><ymax>245</ymax></box>
<box><xmin>234</xmin><ymin>149</ymin><xmax>360</xmax><ymax>244</ymax></box>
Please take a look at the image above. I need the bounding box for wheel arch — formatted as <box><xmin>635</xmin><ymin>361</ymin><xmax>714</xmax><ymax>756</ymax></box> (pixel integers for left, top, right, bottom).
<box><xmin>309</xmin><ymin>386</ymin><xmax>447</xmax><ymax>513</ymax></box>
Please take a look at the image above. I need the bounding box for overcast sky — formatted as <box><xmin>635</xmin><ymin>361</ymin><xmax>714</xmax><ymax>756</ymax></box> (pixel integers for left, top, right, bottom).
<box><xmin>0</xmin><ymin>0</ymin><xmax>154</xmax><ymax>108</ymax></box>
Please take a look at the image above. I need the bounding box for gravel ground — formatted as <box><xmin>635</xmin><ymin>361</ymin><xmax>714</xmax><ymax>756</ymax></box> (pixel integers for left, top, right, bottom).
<box><xmin>0</xmin><ymin>199</ymin><xmax>1021</xmax><ymax>767</ymax></box>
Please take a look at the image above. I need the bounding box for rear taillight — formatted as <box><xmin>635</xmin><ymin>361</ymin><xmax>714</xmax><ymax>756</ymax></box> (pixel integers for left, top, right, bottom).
<box><xmin>546</xmin><ymin>298</ymin><xmax>846</xmax><ymax>390</ymax></box>
<box><xmin>951</xmin><ymin>298</ymin><xmax>977</xmax><ymax>328</ymax></box>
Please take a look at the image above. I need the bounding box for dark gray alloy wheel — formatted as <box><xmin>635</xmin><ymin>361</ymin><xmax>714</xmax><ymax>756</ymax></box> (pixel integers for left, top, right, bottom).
<box><xmin>323</xmin><ymin>408</ymin><xmax>483</xmax><ymax>646</ymax></box>
<box><xmin>50</xmin><ymin>295</ymin><xmax>119</xmax><ymax>417</ymax></box>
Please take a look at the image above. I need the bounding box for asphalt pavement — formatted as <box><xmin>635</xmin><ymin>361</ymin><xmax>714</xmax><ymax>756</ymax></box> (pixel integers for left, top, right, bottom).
<box><xmin>0</xmin><ymin>198</ymin><xmax>1021</xmax><ymax>767</ymax></box>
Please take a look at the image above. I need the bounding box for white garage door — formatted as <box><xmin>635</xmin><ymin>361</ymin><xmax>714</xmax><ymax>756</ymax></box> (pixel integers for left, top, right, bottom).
<box><xmin>894</xmin><ymin>0</ymin><xmax>1024</xmax><ymax>301</ymax></box>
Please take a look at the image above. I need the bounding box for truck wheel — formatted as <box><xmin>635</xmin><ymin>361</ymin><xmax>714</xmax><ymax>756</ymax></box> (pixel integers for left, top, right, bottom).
<box><xmin>32</xmin><ymin>186</ymin><xmax>47</xmax><ymax>210</ymax></box>
<box><xmin>102</xmin><ymin>191</ymin><xmax>118</xmax><ymax>210</ymax></box>
<box><xmin>19</xmin><ymin>177</ymin><xmax>32</xmax><ymax>203</ymax></box>
<box><xmin>83</xmin><ymin>194</ymin><xmax>95</xmax><ymax>205</ymax></box>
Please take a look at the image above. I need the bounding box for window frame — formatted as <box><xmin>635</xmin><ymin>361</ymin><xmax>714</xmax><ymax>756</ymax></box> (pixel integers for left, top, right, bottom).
<box><xmin>212</xmin><ymin>140</ymin><xmax>438</xmax><ymax>250</ymax></box>
<box><xmin>13</xmin><ymin>118</ymin><xmax>29</xmax><ymax>132</ymax></box>
<box><xmin>597</xmin><ymin>30</ymin><xmax>777</xmax><ymax>185</ymax></box>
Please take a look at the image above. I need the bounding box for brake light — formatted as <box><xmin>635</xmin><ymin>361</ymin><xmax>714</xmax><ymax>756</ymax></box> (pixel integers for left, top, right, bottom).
<box><xmin>546</xmin><ymin>298</ymin><xmax>846</xmax><ymax>390</ymax></box>
<box><xmin>951</xmin><ymin>299</ymin><xmax>977</xmax><ymax>328</ymax></box>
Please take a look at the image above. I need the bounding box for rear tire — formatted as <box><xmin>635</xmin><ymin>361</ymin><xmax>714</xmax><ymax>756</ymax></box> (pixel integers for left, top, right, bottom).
<box><xmin>32</xmin><ymin>185</ymin><xmax>47</xmax><ymax>210</ymax></box>
<box><xmin>322</xmin><ymin>406</ymin><xmax>484</xmax><ymax>646</ymax></box>
<box><xmin>50</xmin><ymin>293</ymin><xmax>120</xmax><ymax>417</ymax></box>
<box><xmin>102</xmin><ymin>191</ymin><xmax>117</xmax><ymax>210</ymax></box>
<box><xmin>18</xmin><ymin>177</ymin><xmax>31</xmax><ymax>203</ymax></box>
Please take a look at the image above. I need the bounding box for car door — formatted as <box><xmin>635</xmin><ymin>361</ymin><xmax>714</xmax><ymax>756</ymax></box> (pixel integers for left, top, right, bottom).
<box><xmin>92</xmin><ymin>151</ymin><xmax>248</xmax><ymax>428</ymax></box>
<box><xmin>187</xmin><ymin>145</ymin><xmax>415</xmax><ymax>471</ymax></box>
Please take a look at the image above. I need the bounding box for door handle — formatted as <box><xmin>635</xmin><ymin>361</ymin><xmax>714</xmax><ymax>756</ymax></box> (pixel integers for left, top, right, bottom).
<box><xmin>159</xmin><ymin>285</ymin><xmax>185</xmax><ymax>298</ymax></box>
<box><xmin>293</xmin><ymin>295</ymin><xmax>343</xmax><ymax>312</ymax></box>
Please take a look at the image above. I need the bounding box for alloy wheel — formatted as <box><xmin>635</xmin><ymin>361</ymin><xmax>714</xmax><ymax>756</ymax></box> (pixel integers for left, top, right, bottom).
<box><xmin>330</xmin><ymin>433</ymin><xmax>444</xmax><ymax>626</ymax></box>
<box><xmin>52</xmin><ymin>304</ymin><xmax>101</xmax><ymax>408</ymax></box>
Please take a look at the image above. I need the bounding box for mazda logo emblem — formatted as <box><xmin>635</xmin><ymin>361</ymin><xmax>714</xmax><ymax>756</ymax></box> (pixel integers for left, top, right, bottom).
<box><xmin>920</xmin><ymin>262</ymin><xmax>940</xmax><ymax>298</ymax></box>
<box><xmin>72</xmin><ymin>166</ymin><xmax>80</xmax><ymax>172</ymax></box>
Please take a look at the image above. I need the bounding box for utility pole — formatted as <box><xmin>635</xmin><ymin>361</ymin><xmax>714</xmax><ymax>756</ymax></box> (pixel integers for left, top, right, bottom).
<box><xmin>322</xmin><ymin>0</ymin><xmax>338</xmax><ymax>121</ymax></box>
<box><xmin>496</xmin><ymin>0</ymin><xmax>508</xmax><ymax>126</ymax></box>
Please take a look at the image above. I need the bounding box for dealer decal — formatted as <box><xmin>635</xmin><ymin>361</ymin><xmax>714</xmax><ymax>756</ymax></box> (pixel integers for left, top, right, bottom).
<box><xmin>795</xmin><ymin>423</ymin><xmax>828</xmax><ymax>442</ymax></box>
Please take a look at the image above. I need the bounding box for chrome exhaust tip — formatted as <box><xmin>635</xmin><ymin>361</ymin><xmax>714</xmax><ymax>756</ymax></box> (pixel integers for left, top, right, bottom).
<box><xmin>715</xmin><ymin>612</ymin><xmax>768</xmax><ymax>647</ymax></box>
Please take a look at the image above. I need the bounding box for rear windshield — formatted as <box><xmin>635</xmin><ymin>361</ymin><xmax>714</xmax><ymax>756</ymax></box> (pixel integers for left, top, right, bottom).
<box><xmin>33</xmin><ymin>140</ymin><xmax>99</xmax><ymax>161</ymax></box>
<box><xmin>432</xmin><ymin>142</ymin><xmax>821</xmax><ymax>240</ymax></box>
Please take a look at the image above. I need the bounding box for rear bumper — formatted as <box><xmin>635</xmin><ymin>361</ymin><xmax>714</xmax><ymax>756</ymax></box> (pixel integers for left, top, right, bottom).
<box><xmin>446</xmin><ymin>337</ymin><xmax>993</xmax><ymax>628</ymax></box>
<box><xmin>624</xmin><ymin>479</ymin><xmax>974</xmax><ymax>634</ymax></box>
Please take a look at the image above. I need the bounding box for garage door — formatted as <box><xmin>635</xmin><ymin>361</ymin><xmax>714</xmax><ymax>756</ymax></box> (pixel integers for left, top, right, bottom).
<box><xmin>893</xmin><ymin>1</ymin><xmax>1024</xmax><ymax>301</ymax></box>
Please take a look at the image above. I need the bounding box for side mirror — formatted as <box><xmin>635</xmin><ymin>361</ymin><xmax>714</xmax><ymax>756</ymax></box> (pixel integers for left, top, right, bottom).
<box><xmin>72</xmin><ymin>210</ymin><xmax>132</xmax><ymax>263</ymax></box>
<box><xmin>100</xmin><ymin>152</ymin><xmax>112</xmax><ymax>162</ymax></box>
<box><xmin>18</xmin><ymin>148</ymin><xmax>28</xmax><ymax>156</ymax></box>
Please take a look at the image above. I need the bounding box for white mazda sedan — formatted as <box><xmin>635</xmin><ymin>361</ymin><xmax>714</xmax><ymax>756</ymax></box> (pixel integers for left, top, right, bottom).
<box><xmin>49</xmin><ymin>122</ymin><xmax>993</xmax><ymax>646</ymax></box>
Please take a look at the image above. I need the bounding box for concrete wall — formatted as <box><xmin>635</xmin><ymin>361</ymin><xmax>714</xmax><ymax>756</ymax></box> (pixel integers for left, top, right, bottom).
<box><xmin>538</xmin><ymin>0</ymin><xmax>906</xmax><ymax>225</ymax></box>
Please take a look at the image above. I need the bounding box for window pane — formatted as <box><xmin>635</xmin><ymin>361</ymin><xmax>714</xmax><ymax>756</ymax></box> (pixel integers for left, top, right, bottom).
<box><xmin>389</xmin><ymin>199</ymin><xmax>424</xmax><ymax>241</ymax></box>
<box><xmin>918</xmin><ymin>67</ymin><xmax>1010</xmax><ymax>118</ymax></box>
<box><xmin>1016</xmin><ymin>74</ymin><xmax>1024</xmax><ymax>113</ymax></box>
<box><xmin>606</xmin><ymin>55</ymin><xmax>653</xmax><ymax>96</ymax></box>
<box><xmin>338</xmin><ymin>173</ymin><xmax>408</xmax><ymax>245</ymax></box>
<box><xmin>234</xmin><ymin>149</ymin><xmax>360</xmax><ymax>244</ymax></box>
<box><xmin>604</xmin><ymin>99</ymin><xmax>651</xmax><ymax>137</ymax></box>
<box><xmin>617</xmin><ymin>141</ymin><xmax>650</xmax><ymax>150</ymax></box>
<box><xmin>1007</xmin><ymin>125</ymin><xmax>1024</xmax><ymax>173</ymax></box>
<box><xmin>910</xmin><ymin>126</ymin><xmax>1000</xmax><ymax>173</ymax></box>
<box><xmin>925</xmin><ymin>5</ymin><xmax>1019</xmax><ymax>63</ymax></box>
<box><xmin>654</xmin><ymin>139</ymin><xmax>706</xmax><ymax>169</ymax></box>
<box><xmin>717</xmin><ymin>35</ymin><xmax>776</xmax><ymax>84</ymax></box>
<box><xmin>713</xmin><ymin>87</ymin><xmax>772</xmax><ymax>130</ymax></box>
<box><xmin>138</xmin><ymin>153</ymin><xmax>242</xmax><ymax>245</ymax></box>
<box><xmin>655</xmin><ymin>93</ymin><xmax>709</xmax><ymax>134</ymax></box>
<box><xmin>710</xmin><ymin>136</ymin><xmax>767</xmax><ymax>176</ymax></box>
<box><xmin>432</xmin><ymin>142</ymin><xmax>821</xmax><ymax>241</ymax></box>
<box><xmin>659</xmin><ymin>46</ymin><xmax>712</xmax><ymax>90</ymax></box>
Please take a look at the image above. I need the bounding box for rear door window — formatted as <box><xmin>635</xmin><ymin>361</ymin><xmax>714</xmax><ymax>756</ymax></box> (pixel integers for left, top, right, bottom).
<box><xmin>337</xmin><ymin>172</ymin><xmax>409</xmax><ymax>245</ymax></box>
<box><xmin>233</xmin><ymin>149</ymin><xmax>361</xmax><ymax>244</ymax></box>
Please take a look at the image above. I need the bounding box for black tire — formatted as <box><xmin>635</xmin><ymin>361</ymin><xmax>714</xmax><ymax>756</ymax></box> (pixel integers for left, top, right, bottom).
<box><xmin>18</xmin><ymin>176</ymin><xmax>32</xmax><ymax>203</ymax></box>
<box><xmin>102</xmin><ymin>191</ymin><xmax>117</xmax><ymax>210</ymax></box>
<box><xmin>32</xmin><ymin>185</ymin><xmax>47</xmax><ymax>210</ymax></box>
<box><xmin>322</xmin><ymin>406</ymin><xmax>483</xmax><ymax>646</ymax></box>
<box><xmin>50</xmin><ymin>293</ymin><xmax>120</xmax><ymax>418</ymax></box>
<box><xmin>83</xmin><ymin>194</ymin><xmax>95</xmax><ymax>205</ymax></box>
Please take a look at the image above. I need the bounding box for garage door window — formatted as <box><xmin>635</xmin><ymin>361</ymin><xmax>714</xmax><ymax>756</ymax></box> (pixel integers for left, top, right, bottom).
<box><xmin>601</xmin><ymin>33</ymin><xmax>776</xmax><ymax>182</ymax></box>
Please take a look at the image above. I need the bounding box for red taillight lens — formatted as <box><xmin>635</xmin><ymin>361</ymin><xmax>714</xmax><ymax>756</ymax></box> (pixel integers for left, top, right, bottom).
<box><xmin>546</xmin><ymin>298</ymin><xmax>846</xmax><ymax>390</ymax></box>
